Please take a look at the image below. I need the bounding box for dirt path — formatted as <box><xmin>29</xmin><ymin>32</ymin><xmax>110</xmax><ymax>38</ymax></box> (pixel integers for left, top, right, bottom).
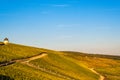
<box><xmin>0</xmin><ymin>53</ymin><xmax>47</xmax><ymax>67</ymax></box>
<box><xmin>0</xmin><ymin>53</ymin><xmax>75</xmax><ymax>79</ymax></box>
<box><xmin>21</xmin><ymin>55</ymin><xmax>104</xmax><ymax>80</ymax></box>
<box><xmin>0</xmin><ymin>53</ymin><xmax>104</xmax><ymax>80</ymax></box>
<box><xmin>22</xmin><ymin>54</ymin><xmax>47</xmax><ymax>63</ymax></box>
<box><xmin>21</xmin><ymin>54</ymin><xmax>76</xmax><ymax>80</ymax></box>
<box><xmin>89</xmin><ymin>68</ymin><xmax>105</xmax><ymax>80</ymax></box>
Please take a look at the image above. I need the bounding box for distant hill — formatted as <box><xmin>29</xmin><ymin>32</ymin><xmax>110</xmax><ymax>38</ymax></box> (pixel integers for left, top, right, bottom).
<box><xmin>0</xmin><ymin>42</ymin><xmax>120</xmax><ymax>80</ymax></box>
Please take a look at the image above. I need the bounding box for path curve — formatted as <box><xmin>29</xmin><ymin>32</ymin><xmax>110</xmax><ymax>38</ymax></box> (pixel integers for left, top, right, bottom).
<box><xmin>0</xmin><ymin>52</ymin><xmax>47</xmax><ymax>67</ymax></box>
<box><xmin>89</xmin><ymin>68</ymin><xmax>105</xmax><ymax>80</ymax></box>
<box><xmin>22</xmin><ymin>54</ymin><xmax>47</xmax><ymax>63</ymax></box>
<box><xmin>0</xmin><ymin>53</ymin><xmax>104</xmax><ymax>80</ymax></box>
<box><xmin>21</xmin><ymin>54</ymin><xmax>76</xmax><ymax>80</ymax></box>
<box><xmin>0</xmin><ymin>53</ymin><xmax>76</xmax><ymax>79</ymax></box>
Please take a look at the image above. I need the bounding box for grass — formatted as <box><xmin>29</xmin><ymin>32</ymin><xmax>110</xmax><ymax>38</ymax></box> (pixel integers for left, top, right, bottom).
<box><xmin>0</xmin><ymin>42</ymin><xmax>47</xmax><ymax>63</ymax></box>
<box><xmin>30</xmin><ymin>52</ymin><xmax>99</xmax><ymax>80</ymax></box>
<box><xmin>62</xmin><ymin>51</ymin><xmax>120</xmax><ymax>80</ymax></box>
<box><xmin>0</xmin><ymin>43</ymin><xmax>100</xmax><ymax>80</ymax></box>
<box><xmin>0</xmin><ymin>42</ymin><xmax>119</xmax><ymax>80</ymax></box>
<box><xmin>0</xmin><ymin>62</ymin><xmax>63</xmax><ymax>80</ymax></box>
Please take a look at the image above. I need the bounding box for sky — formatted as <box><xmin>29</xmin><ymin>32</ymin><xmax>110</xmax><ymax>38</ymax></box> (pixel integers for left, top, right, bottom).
<box><xmin>0</xmin><ymin>0</ymin><xmax>120</xmax><ymax>55</ymax></box>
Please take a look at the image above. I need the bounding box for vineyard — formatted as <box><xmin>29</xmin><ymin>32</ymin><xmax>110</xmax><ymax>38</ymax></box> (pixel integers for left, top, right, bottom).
<box><xmin>62</xmin><ymin>51</ymin><xmax>120</xmax><ymax>80</ymax></box>
<box><xmin>30</xmin><ymin>53</ymin><xmax>99</xmax><ymax>80</ymax></box>
<box><xmin>0</xmin><ymin>42</ymin><xmax>120</xmax><ymax>80</ymax></box>
<box><xmin>0</xmin><ymin>42</ymin><xmax>47</xmax><ymax>63</ymax></box>
<box><xmin>0</xmin><ymin>62</ymin><xmax>63</xmax><ymax>80</ymax></box>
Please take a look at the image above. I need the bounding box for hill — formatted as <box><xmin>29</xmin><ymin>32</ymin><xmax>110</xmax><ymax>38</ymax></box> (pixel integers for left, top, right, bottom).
<box><xmin>0</xmin><ymin>42</ymin><xmax>48</xmax><ymax>63</ymax></box>
<box><xmin>0</xmin><ymin>42</ymin><xmax>120</xmax><ymax>80</ymax></box>
<box><xmin>62</xmin><ymin>51</ymin><xmax>120</xmax><ymax>80</ymax></box>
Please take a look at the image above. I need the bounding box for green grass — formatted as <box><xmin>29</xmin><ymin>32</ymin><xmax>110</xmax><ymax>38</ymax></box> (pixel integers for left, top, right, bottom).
<box><xmin>62</xmin><ymin>51</ymin><xmax>120</xmax><ymax>80</ymax></box>
<box><xmin>0</xmin><ymin>42</ymin><xmax>47</xmax><ymax>63</ymax></box>
<box><xmin>0</xmin><ymin>62</ymin><xmax>63</xmax><ymax>80</ymax></box>
<box><xmin>0</xmin><ymin>43</ymin><xmax>100</xmax><ymax>80</ymax></box>
<box><xmin>0</xmin><ymin>43</ymin><xmax>119</xmax><ymax>80</ymax></box>
<box><xmin>30</xmin><ymin>52</ymin><xmax>99</xmax><ymax>80</ymax></box>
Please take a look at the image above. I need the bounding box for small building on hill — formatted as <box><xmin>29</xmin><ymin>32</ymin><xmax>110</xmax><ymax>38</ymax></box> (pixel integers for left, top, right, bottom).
<box><xmin>3</xmin><ymin>38</ymin><xmax>9</xmax><ymax>45</ymax></box>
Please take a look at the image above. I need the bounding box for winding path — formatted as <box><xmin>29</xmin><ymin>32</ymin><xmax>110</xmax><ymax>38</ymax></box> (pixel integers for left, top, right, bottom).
<box><xmin>0</xmin><ymin>53</ymin><xmax>104</xmax><ymax>80</ymax></box>
<box><xmin>0</xmin><ymin>53</ymin><xmax>76</xmax><ymax>80</ymax></box>
<box><xmin>89</xmin><ymin>68</ymin><xmax>105</xmax><ymax>80</ymax></box>
<box><xmin>21</xmin><ymin>54</ymin><xmax>76</xmax><ymax>80</ymax></box>
<box><xmin>0</xmin><ymin>53</ymin><xmax>47</xmax><ymax>67</ymax></box>
<box><xmin>22</xmin><ymin>53</ymin><xmax>47</xmax><ymax>63</ymax></box>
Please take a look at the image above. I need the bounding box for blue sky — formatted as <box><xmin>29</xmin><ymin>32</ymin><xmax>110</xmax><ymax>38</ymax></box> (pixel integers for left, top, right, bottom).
<box><xmin>0</xmin><ymin>0</ymin><xmax>120</xmax><ymax>55</ymax></box>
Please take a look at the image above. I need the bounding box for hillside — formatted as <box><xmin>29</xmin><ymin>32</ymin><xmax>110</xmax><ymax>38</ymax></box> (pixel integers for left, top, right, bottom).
<box><xmin>62</xmin><ymin>51</ymin><xmax>120</xmax><ymax>80</ymax></box>
<box><xmin>0</xmin><ymin>42</ymin><xmax>49</xmax><ymax>63</ymax></box>
<box><xmin>0</xmin><ymin>42</ymin><xmax>120</xmax><ymax>80</ymax></box>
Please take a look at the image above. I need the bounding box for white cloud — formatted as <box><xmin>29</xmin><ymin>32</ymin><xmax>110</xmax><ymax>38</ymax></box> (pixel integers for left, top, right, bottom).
<box><xmin>56</xmin><ymin>24</ymin><xmax>81</xmax><ymax>28</ymax></box>
<box><xmin>52</xmin><ymin>4</ymin><xmax>69</xmax><ymax>7</ymax></box>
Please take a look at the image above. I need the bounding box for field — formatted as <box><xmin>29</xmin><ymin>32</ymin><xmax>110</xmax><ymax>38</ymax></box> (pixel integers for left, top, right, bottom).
<box><xmin>30</xmin><ymin>52</ymin><xmax>99</xmax><ymax>80</ymax></box>
<box><xmin>0</xmin><ymin>62</ymin><xmax>63</xmax><ymax>80</ymax></box>
<box><xmin>0</xmin><ymin>42</ymin><xmax>47</xmax><ymax>63</ymax></box>
<box><xmin>62</xmin><ymin>51</ymin><xmax>120</xmax><ymax>80</ymax></box>
<box><xmin>0</xmin><ymin>42</ymin><xmax>120</xmax><ymax>80</ymax></box>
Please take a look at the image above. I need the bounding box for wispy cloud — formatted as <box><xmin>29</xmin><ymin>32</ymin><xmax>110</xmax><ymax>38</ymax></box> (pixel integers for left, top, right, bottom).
<box><xmin>56</xmin><ymin>24</ymin><xmax>81</xmax><ymax>28</ymax></box>
<box><xmin>41</xmin><ymin>11</ymin><xmax>49</xmax><ymax>14</ymax></box>
<box><xmin>57</xmin><ymin>24</ymin><xmax>66</xmax><ymax>28</ymax></box>
<box><xmin>52</xmin><ymin>4</ymin><xmax>69</xmax><ymax>7</ymax></box>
